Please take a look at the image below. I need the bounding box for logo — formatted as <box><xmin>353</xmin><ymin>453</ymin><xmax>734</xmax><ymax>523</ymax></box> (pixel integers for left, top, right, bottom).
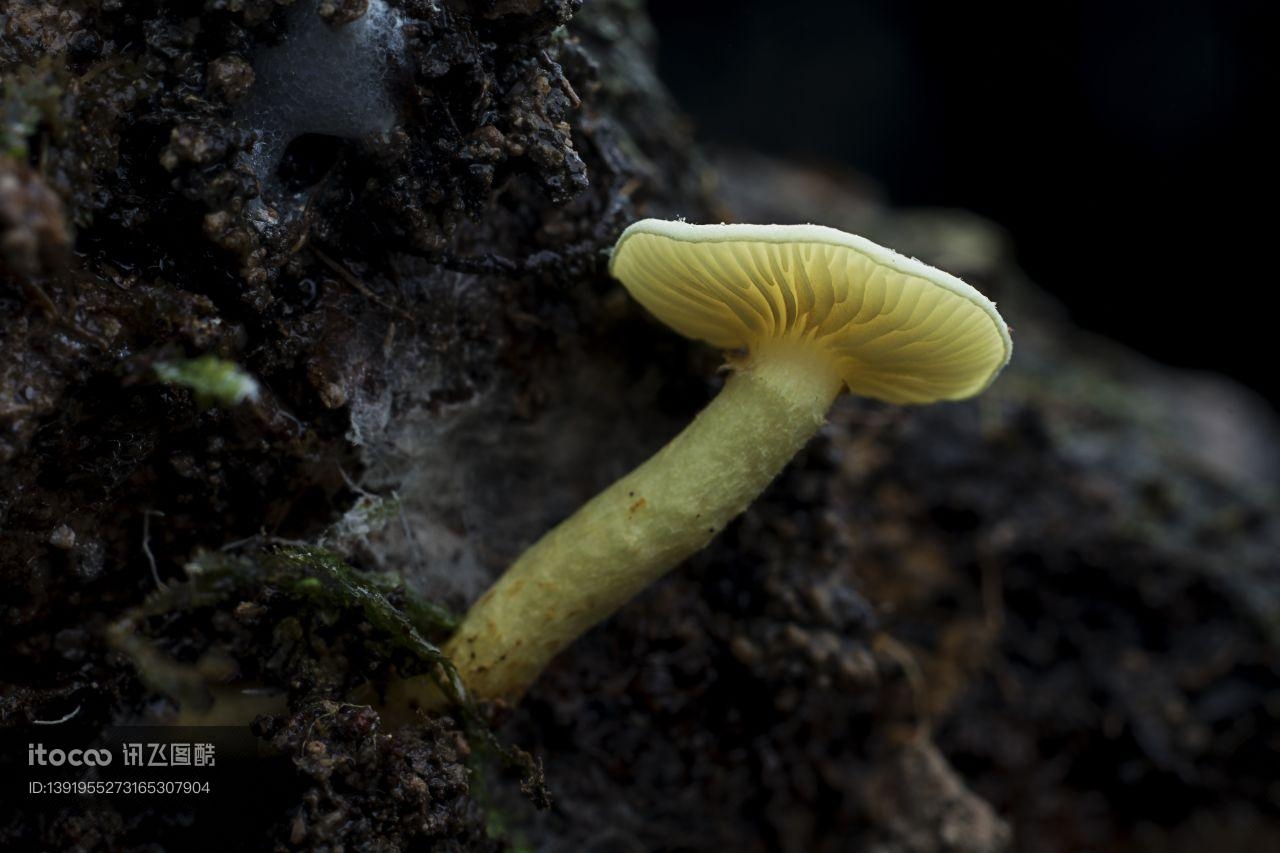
<box><xmin>27</xmin><ymin>744</ymin><xmax>113</xmax><ymax>767</ymax></box>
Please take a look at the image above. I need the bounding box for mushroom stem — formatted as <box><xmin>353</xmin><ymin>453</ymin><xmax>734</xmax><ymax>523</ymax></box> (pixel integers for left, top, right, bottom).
<box><xmin>394</xmin><ymin>343</ymin><xmax>843</xmax><ymax>707</ymax></box>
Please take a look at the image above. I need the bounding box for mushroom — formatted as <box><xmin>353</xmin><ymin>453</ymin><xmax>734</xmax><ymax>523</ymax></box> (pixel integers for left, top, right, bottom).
<box><xmin>402</xmin><ymin>219</ymin><xmax>1011</xmax><ymax>707</ymax></box>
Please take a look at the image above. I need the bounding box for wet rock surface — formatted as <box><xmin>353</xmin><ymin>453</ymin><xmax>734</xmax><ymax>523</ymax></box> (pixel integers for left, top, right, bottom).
<box><xmin>3</xmin><ymin>2</ymin><xmax>1279</xmax><ymax>851</ymax></box>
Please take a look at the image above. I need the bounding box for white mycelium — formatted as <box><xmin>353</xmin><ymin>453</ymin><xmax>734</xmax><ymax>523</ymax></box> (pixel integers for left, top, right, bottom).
<box><xmin>242</xmin><ymin>0</ymin><xmax>406</xmax><ymax>181</ymax></box>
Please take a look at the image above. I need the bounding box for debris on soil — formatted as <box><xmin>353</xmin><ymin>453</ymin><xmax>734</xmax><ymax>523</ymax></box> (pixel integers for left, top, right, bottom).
<box><xmin>255</xmin><ymin>700</ymin><xmax>489</xmax><ymax>850</ymax></box>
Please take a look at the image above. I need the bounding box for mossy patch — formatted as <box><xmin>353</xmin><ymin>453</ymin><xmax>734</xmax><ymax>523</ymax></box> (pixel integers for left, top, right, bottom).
<box><xmin>154</xmin><ymin>355</ymin><xmax>261</xmax><ymax>407</ymax></box>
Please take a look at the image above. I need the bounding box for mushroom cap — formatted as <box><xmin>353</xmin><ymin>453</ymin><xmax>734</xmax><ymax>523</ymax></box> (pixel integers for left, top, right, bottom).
<box><xmin>610</xmin><ymin>219</ymin><xmax>1012</xmax><ymax>404</ymax></box>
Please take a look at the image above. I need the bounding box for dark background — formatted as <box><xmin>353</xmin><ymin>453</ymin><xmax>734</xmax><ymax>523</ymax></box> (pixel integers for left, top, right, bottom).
<box><xmin>647</xmin><ymin>0</ymin><xmax>1274</xmax><ymax>407</ymax></box>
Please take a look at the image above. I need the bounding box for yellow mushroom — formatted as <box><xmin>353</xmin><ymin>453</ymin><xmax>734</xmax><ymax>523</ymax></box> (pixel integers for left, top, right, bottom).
<box><xmin>400</xmin><ymin>219</ymin><xmax>1011</xmax><ymax>707</ymax></box>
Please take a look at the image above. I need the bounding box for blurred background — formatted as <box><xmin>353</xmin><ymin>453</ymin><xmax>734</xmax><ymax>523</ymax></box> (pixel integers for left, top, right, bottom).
<box><xmin>647</xmin><ymin>0</ymin><xmax>1274</xmax><ymax>407</ymax></box>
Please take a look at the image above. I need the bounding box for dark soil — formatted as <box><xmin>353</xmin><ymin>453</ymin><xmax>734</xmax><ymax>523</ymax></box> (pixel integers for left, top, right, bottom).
<box><xmin>3</xmin><ymin>2</ymin><xmax>1278</xmax><ymax>851</ymax></box>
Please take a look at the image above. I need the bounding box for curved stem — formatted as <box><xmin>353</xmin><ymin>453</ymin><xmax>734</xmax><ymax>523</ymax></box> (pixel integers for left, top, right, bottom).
<box><xmin>393</xmin><ymin>345</ymin><xmax>843</xmax><ymax>707</ymax></box>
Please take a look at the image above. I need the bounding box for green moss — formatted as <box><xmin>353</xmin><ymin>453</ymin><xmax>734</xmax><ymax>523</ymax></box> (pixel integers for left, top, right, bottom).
<box><xmin>111</xmin><ymin>545</ymin><xmax>462</xmax><ymax>709</ymax></box>
<box><xmin>319</xmin><ymin>493</ymin><xmax>404</xmax><ymax>548</ymax></box>
<box><xmin>316</xmin><ymin>493</ymin><xmax>461</xmax><ymax>633</ymax></box>
<box><xmin>111</xmin><ymin>540</ymin><xmax>546</xmax><ymax>807</ymax></box>
<box><xmin>263</xmin><ymin>544</ymin><xmax>547</xmax><ymax>803</ymax></box>
<box><xmin>107</xmin><ymin>553</ymin><xmax>259</xmax><ymax>714</ymax></box>
<box><xmin>154</xmin><ymin>355</ymin><xmax>260</xmax><ymax>407</ymax></box>
<box><xmin>269</xmin><ymin>544</ymin><xmax>464</xmax><ymax>685</ymax></box>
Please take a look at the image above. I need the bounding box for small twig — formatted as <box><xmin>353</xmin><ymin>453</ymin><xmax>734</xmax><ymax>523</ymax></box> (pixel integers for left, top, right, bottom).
<box><xmin>24</xmin><ymin>274</ymin><xmax>113</xmax><ymax>350</ymax></box>
<box><xmin>21</xmin><ymin>278</ymin><xmax>61</xmax><ymax>318</ymax></box>
<box><xmin>32</xmin><ymin>704</ymin><xmax>82</xmax><ymax>726</ymax></box>
<box><xmin>304</xmin><ymin>701</ymin><xmax>373</xmax><ymax>748</ymax></box>
<box><xmin>142</xmin><ymin>510</ymin><xmax>168</xmax><ymax>590</ymax></box>
<box><xmin>220</xmin><ymin>530</ymin><xmax>267</xmax><ymax>552</ymax></box>
<box><xmin>286</xmin><ymin>173</ymin><xmax>336</xmax><ymax>258</ymax></box>
<box><xmin>313</xmin><ymin>249</ymin><xmax>414</xmax><ymax>320</ymax></box>
<box><xmin>75</xmin><ymin>56</ymin><xmax>128</xmax><ymax>88</ymax></box>
<box><xmin>435</xmin><ymin>251</ymin><xmax>522</xmax><ymax>276</ymax></box>
<box><xmin>337</xmin><ymin>465</ymin><xmax>375</xmax><ymax>499</ymax></box>
<box><xmin>220</xmin><ymin>532</ymin><xmax>310</xmax><ymax>553</ymax></box>
<box><xmin>437</xmin><ymin>243</ymin><xmax>607</xmax><ymax>278</ymax></box>
<box><xmin>395</xmin><ymin>490</ymin><xmax>427</xmax><ymax>572</ymax></box>
<box><xmin>542</xmin><ymin>49</ymin><xmax>581</xmax><ymax>109</ymax></box>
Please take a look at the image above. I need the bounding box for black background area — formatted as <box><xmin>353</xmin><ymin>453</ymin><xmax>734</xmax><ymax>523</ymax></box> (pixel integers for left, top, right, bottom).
<box><xmin>647</xmin><ymin>0</ymin><xmax>1275</xmax><ymax>406</ymax></box>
